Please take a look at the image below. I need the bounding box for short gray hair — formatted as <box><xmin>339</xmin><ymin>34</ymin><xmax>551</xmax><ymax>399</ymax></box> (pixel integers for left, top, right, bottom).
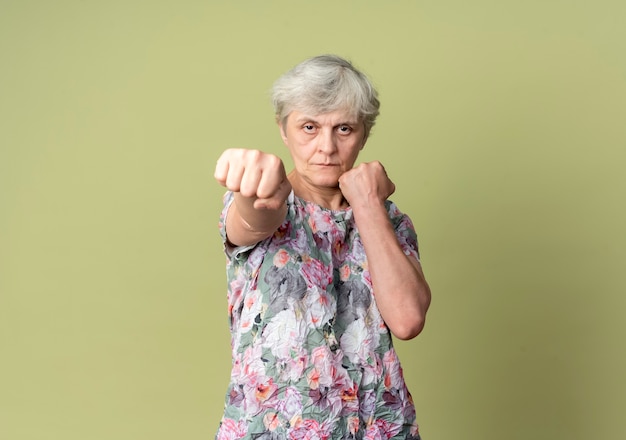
<box><xmin>271</xmin><ymin>55</ymin><xmax>380</xmax><ymax>137</ymax></box>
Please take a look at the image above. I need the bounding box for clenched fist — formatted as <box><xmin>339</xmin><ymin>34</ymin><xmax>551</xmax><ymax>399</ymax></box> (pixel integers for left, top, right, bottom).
<box><xmin>338</xmin><ymin>161</ymin><xmax>396</xmax><ymax>209</ymax></box>
<box><xmin>214</xmin><ymin>149</ymin><xmax>292</xmax><ymax>210</ymax></box>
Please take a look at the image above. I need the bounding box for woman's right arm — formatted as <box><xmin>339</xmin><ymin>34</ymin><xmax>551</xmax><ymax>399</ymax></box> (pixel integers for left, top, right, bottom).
<box><xmin>214</xmin><ymin>149</ymin><xmax>292</xmax><ymax>247</ymax></box>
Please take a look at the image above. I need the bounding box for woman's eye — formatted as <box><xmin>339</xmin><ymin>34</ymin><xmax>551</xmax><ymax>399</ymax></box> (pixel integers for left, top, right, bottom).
<box><xmin>303</xmin><ymin>124</ymin><xmax>315</xmax><ymax>133</ymax></box>
<box><xmin>338</xmin><ymin>125</ymin><xmax>352</xmax><ymax>134</ymax></box>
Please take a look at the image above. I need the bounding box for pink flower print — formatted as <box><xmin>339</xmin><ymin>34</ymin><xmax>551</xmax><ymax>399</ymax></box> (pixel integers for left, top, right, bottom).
<box><xmin>304</xmin><ymin>289</ymin><xmax>334</xmax><ymax>328</ymax></box>
<box><xmin>309</xmin><ymin>385</ymin><xmax>345</xmax><ymax>421</ymax></box>
<box><xmin>216</xmin><ymin>417</ymin><xmax>248</xmax><ymax>440</ymax></box>
<box><xmin>239</xmin><ymin>316</ymin><xmax>254</xmax><ymax>333</ymax></box>
<box><xmin>377</xmin><ymin>319</ymin><xmax>387</xmax><ymax>333</ymax></box>
<box><xmin>281</xmin><ymin>351</ymin><xmax>308</xmax><ymax>383</ymax></box>
<box><xmin>363</xmin><ymin>424</ymin><xmax>383</xmax><ymax>440</ymax></box>
<box><xmin>301</xmin><ymin>258</ymin><xmax>332</xmax><ymax>289</ymax></box>
<box><xmin>243</xmin><ymin>375</ymin><xmax>279</xmax><ymax>415</ymax></box>
<box><xmin>384</xmin><ymin>371</ymin><xmax>392</xmax><ymax>390</ymax></box>
<box><xmin>310</xmin><ymin>345</ymin><xmax>327</xmax><ymax>367</ymax></box>
<box><xmin>277</xmin><ymin>386</ymin><xmax>303</xmax><ymax>420</ymax></box>
<box><xmin>231</xmin><ymin>353</ymin><xmax>242</xmax><ymax>379</ymax></box>
<box><xmin>239</xmin><ymin>292</ymin><xmax>262</xmax><ymax>334</ymax></box>
<box><xmin>339</xmin><ymin>264</ymin><xmax>351</xmax><ymax>281</ymax></box>
<box><xmin>287</xmin><ymin>227</ymin><xmax>309</xmax><ymax>256</ymax></box>
<box><xmin>304</xmin><ymin>202</ymin><xmax>316</xmax><ymax>215</ymax></box>
<box><xmin>341</xmin><ymin>383</ymin><xmax>357</xmax><ymax>402</ymax></box>
<box><xmin>289</xmin><ymin>414</ymin><xmax>303</xmax><ymax>431</ymax></box>
<box><xmin>227</xmin><ymin>279</ymin><xmax>245</xmax><ymax>316</ymax></box>
<box><xmin>340</xmin><ymin>382</ymin><xmax>360</xmax><ymax>415</ymax></box>
<box><xmin>244</xmin><ymin>292</ymin><xmax>257</xmax><ymax>310</ymax></box>
<box><xmin>229</xmin><ymin>385</ymin><xmax>246</xmax><ymax>408</ymax></box>
<box><xmin>306</xmin><ymin>367</ymin><xmax>321</xmax><ymax>390</ymax></box>
<box><xmin>272</xmin><ymin>220</ymin><xmax>292</xmax><ymax>242</ymax></box>
<box><xmin>307</xmin><ymin>215</ymin><xmax>318</xmax><ymax>233</ymax></box>
<box><xmin>255</xmin><ymin>378</ymin><xmax>278</xmax><ymax>403</ymax></box>
<box><xmin>308</xmin><ymin>209</ymin><xmax>334</xmax><ymax>234</ymax></box>
<box><xmin>331</xmin><ymin>234</ymin><xmax>348</xmax><ymax>259</ymax></box>
<box><xmin>410</xmin><ymin>423</ymin><xmax>420</xmax><ymax>438</ymax></box>
<box><xmin>273</xmin><ymin>248</ymin><xmax>290</xmax><ymax>267</ymax></box>
<box><xmin>347</xmin><ymin>416</ymin><xmax>360</xmax><ymax>435</ymax></box>
<box><xmin>376</xmin><ymin>418</ymin><xmax>402</xmax><ymax>439</ymax></box>
<box><xmin>247</xmin><ymin>246</ymin><xmax>266</xmax><ymax>270</ymax></box>
<box><xmin>383</xmin><ymin>349</ymin><xmax>405</xmax><ymax>390</ymax></box>
<box><xmin>242</xmin><ymin>345</ymin><xmax>265</xmax><ymax>378</ymax></box>
<box><xmin>382</xmin><ymin>387</ymin><xmax>404</xmax><ymax>412</ymax></box>
<box><xmin>334</xmin><ymin>390</ymin><xmax>356</xmax><ymax>419</ymax></box>
<box><xmin>263</xmin><ymin>412</ymin><xmax>281</xmax><ymax>431</ymax></box>
<box><xmin>310</xmin><ymin>346</ymin><xmax>337</xmax><ymax>389</ymax></box>
<box><xmin>289</xmin><ymin>418</ymin><xmax>331</xmax><ymax>440</ymax></box>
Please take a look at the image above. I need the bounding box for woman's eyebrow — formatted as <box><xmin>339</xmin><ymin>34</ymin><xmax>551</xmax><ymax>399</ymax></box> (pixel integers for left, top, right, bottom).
<box><xmin>294</xmin><ymin>115</ymin><xmax>360</xmax><ymax>126</ymax></box>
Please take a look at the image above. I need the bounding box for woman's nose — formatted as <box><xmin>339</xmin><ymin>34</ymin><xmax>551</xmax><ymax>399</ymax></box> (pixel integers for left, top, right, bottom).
<box><xmin>317</xmin><ymin>130</ymin><xmax>337</xmax><ymax>154</ymax></box>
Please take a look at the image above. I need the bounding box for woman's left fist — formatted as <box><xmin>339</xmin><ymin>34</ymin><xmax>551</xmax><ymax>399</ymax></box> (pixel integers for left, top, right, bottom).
<box><xmin>338</xmin><ymin>161</ymin><xmax>395</xmax><ymax>207</ymax></box>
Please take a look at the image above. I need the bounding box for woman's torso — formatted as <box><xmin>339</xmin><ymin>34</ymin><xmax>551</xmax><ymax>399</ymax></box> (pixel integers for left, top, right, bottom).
<box><xmin>216</xmin><ymin>191</ymin><xmax>421</xmax><ymax>440</ymax></box>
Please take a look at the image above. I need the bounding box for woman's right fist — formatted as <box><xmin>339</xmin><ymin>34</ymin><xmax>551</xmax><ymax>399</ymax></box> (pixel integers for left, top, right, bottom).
<box><xmin>214</xmin><ymin>149</ymin><xmax>291</xmax><ymax>210</ymax></box>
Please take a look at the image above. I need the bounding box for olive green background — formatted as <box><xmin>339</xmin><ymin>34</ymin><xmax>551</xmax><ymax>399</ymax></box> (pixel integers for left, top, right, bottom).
<box><xmin>1</xmin><ymin>1</ymin><xmax>625</xmax><ymax>439</ymax></box>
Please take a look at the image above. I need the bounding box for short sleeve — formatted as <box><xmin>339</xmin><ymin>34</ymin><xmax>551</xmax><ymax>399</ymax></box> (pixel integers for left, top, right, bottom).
<box><xmin>219</xmin><ymin>191</ymin><xmax>257</xmax><ymax>263</ymax></box>
<box><xmin>386</xmin><ymin>200</ymin><xmax>421</xmax><ymax>261</ymax></box>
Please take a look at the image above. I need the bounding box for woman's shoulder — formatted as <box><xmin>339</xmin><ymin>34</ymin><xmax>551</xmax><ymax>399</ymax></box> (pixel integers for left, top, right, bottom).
<box><xmin>384</xmin><ymin>199</ymin><xmax>406</xmax><ymax>218</ymax></box>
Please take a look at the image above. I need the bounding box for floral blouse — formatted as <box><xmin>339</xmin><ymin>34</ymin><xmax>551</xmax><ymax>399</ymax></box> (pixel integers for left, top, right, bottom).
<box><xmin>216</xmin><ymin>191</ymin><xmax>422</xmax><ymax>440</ymax></box>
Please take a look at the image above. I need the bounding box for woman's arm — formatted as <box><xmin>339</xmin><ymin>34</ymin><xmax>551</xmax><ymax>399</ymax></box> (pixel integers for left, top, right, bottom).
<box><xmin>339</xmin><ymin>161</ymin><xmax>431</xmax><ymax>340</ymax></box>
<box><xmin>214</xmin><ymin>149</ymin><xmax>292</xmax><ymax>247</ymax></box>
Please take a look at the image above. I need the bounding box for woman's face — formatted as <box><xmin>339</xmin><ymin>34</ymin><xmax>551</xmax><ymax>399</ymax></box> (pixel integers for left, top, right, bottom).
<box><xmin>279</xmin><ymin>109</ymin><xmax>367</xmax><ymax>190</ymax></box>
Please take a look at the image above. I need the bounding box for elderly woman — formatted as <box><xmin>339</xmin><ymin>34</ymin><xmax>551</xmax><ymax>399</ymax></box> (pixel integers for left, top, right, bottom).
<box><xmin>214</xmin><ymin>55</ymin><xmax>431</xmax><ymax>440</ymax></box>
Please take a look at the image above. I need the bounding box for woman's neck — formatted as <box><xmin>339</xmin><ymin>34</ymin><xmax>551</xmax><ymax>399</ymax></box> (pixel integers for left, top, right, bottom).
<box><xmin>287</xmin><ymin>170</ymin><xmax>349</xmax><ymax>211</ymax></box>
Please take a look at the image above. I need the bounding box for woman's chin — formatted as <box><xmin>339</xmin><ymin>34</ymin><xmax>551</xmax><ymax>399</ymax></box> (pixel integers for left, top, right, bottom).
<box><xmin>294</xmin><ymin>170</ymin><xmax>342</xmax><ymax>190</ymax></box>
<box><xmin>312</xmin><ymin>177</ymin><xmax>341</xmax><ymax>190</ymax></box>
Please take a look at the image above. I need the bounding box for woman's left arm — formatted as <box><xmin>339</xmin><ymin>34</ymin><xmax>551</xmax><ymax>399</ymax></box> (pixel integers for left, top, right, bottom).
<box><xmin>339</xmin><ymin>162</ymin><xmax>431</xmax><ymax>340</ymax></box>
